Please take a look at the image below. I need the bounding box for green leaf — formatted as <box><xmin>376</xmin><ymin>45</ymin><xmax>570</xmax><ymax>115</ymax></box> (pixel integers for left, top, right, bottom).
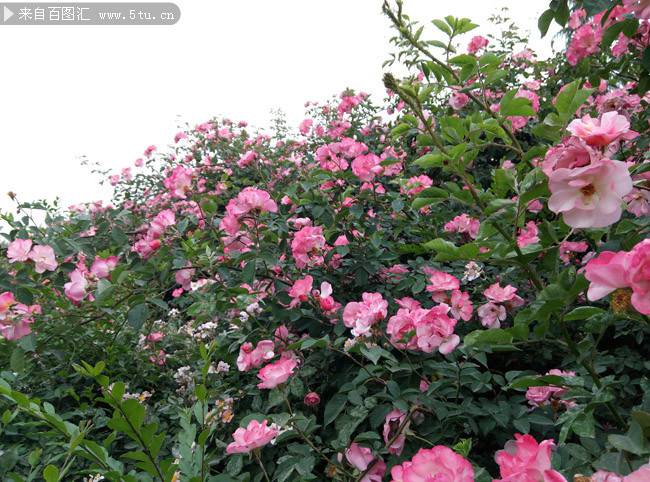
<box><xmin>565</xmin><ymin>306</ymin><xmax>606</xmax><ymax>321</ymax></box>
<box><xmin>127</xmin><ymin>303</ymin><xmax>150</xmax><ymax>331</ymax></box>
<box><xmin>43</xmin><ymin>465</ymin><xmax>59</xmax><ymax>482</ymax></box>
<box><xmin>500</xmin><ymin>90</ymin><xmax>535</xmax><ymax>117</ymax></box>
<box><xmin>538</xmin><ymin>9</ymin><xmax>555</xmax><ymax>36</ymax></box>
<box><xmin>324</xmin><ymin>393</ymin><xmax>347</xmax><ymax>427</ymax></box>
<box><xmin>555</xmin><ymin>80</ymin><xmax>593</xmax><ymax>121</ymax></box>
<box><xmin>414</xmin><ymin>153</ymin><xmax>444</xmax><ymax>169</ymax></box>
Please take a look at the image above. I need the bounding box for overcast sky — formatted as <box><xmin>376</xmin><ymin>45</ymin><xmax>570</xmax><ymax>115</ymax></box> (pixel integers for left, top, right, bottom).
<box><xmin>0</xmin><ymin>0</ymin><xmax>559</xmax><ymax>215</ymax></box>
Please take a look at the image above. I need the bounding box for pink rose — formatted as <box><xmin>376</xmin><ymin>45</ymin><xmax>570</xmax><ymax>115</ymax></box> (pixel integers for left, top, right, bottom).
<box><xmin>567</xmin><ymin>111</ymin><xmax>638</xmax><ymax>147</ymax></box>
<box><xmin>236</xmin><ymin>340</ymin><xmax>275</xmax><ymax>372</ymax></box>
<box><xmin>467</xmin><ymin>35</ymin><xmax>489</xmax><ymax>54</ymax></box>
<box><xmin>548</xmin><ymin>159</ymin><xmax>633</xmax><ymax>228</ymax></box>
<box><xmin>494</xmin><ymin>434</ymin><xmax>567</xmax><ymax>482</ymax></box>
<box><xmin>449</xmin><ymin>92</ymin><xmax>470</xmax><ymax>110</ymax></box>
<box><xmin>225</xmin><ymin>419</ymin><xmax>279</xmax><ymax>454</ymax></box>
<box><xmin>90</xmin><ymin>256</ymin><xmax>118</xmax><ymax>279</ymax></box>
<box><xmin>256</xmin><ymin>357</ymin><xmax>298</xmax><ymax>389</ymax></box>
<box><xmin>7</xmin><ymin>239</ymin><xmax>32</xmax><ymax>263</ymax></box>
<box><xmin>343</xmin><ymin>292</ymin><xmax>388</xmax><ymax>337</ymax></box>
<box><xmin>383</xmin><ymin>409</ymin><xmax>407</xmax><ymax>455</ymax></box>
<box><xmin>28</xmin><ymin>245</ymin><xmax>58</xmax><ymax>273</ymax></box>
<box><xmin>64</xmin><ymin>269</ymin><xmax>89</xmax><ymax>303</ymax></box>
<box><xmin>304</xmin><ymin>392</ymin><xmax>320</xmax><ymax>406</ymax></box>
<box><xmin>288</xmin><ymin>275</ymin><xmax>313</xmax><ymax>308</ymax></box>
<box><xmin>627</xmin><ymin>239</ymin><xmax>650</xmax><ymax>315</ymax></box>
<box><xmin>352</xmin><ymin>153</ymin><xmax>382</xmax><ymax>182</ymax></box>
<box><xmin>390</xmin><ymin>445</ymin><xmax>474</xmax><ymax>482</ymax></box>
<box><xmin>584</xmin><ymin>251</ymin><xmax>631</xmax><ymax>301</ymax></box>
<box><xmin>291</xmin><ymin>225</ymin><xmax>327</xmax><ymax>269</ymax></box>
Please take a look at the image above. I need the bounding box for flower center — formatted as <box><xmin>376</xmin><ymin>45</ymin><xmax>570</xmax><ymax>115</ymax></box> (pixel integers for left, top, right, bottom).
<box><xmin>580</xmin><ymin>184</ymin><xmax>596</xmax><ymax>197</ymax></box>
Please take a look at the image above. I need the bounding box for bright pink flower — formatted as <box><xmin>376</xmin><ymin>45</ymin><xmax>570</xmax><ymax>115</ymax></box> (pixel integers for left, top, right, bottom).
<box><xmin>517</xmin><ymin>221</ymin><xmax>540</xmax><ymax>248</ymax></box>
<box><xmin>90</xmin><ymin>256</ymin><xmax>118</xmax><ymax>279</ymax></box>
<box><xmin>387</xmin><ymin>308</ymin><xmax>419</xmax><ymax>350</ymax></box>
<box><xmin>467</xmin><ymin>35</ymin><xmax>489</xmax><ymax>54</ymax></box>
<box><xmin>548</xmin><ymin>159</ymin><xmax>633</xmax><ymax>228</ymax></box>
<box><xmin>419</xmin><ymin>378</ymin><xmax>430</xmax><ymax>393</ymax></box>
<box><xmin>64</xmin><ymin>269</ymin><xmax>89</xmax><ymax>303</ymax></box>
<box><xmin>352</xmin><ymin>153</ymin><xmax>383</xmax><ymax>182</ymax></box>
<box><xmin>403</xmin><ymin>175</ymin><xmax>433</xmax><ymax>196</ymax></box>
<box><xmin>415</xmin><ymin>304</ymin><xmax>460</xmax><ymax>354</ymax></box>
<box><xmin>484</xmin><ymin>282</ymin><xmax>524</xmax><ymax>306</ymax></box>
<box><xmin>450</xmin><ymin>290</ymin><xmax>473</xmax><ymax>321</ymax></box>
<box><xmin>425</xmin><ymin>270</ymin><xmax>460</xmax><ymax>302</ymax></box>
<box><xmin>478</xmin><ymin>302</ymin><xmax>507</xmax><ymax>329</ymax></box>
<box><xmin>526</xmin><ymin>369</ymin><xmax>576</xmax><ymax>408</ymax></box>
<box><xmin>174</xmin><ymin>267</ymin><xmax>195</xmax><ymax>291</ymax></box>
<box><xmin>449</xmin><ymin>92</ymin><xmax>470</xmax><ymax>110</ymax></box>
<box><xmin>237</xmin><ymin>150</ymin><xmax>257</xmax><ymax>168</ymax></box>
<box><xmin>291</xmin><ymin>225</ymin><xmax>327</xmax><ymax>269</ymax></box>
<box><xmin>567</xmin><ymin>22</ymin><xmax>602</xmax><ymax>66</ymax></box>
<box><xmin>627</xmin><ymin>239</ymin><xmax>650</xmax><ymax>315</ymax></box>
<box><xmin>494</xmin><ymin>434</ymin><xmax>567</xmax><ymax>482</ymax></box>
<box><xmin>28</xmin><ymin>245</ymin><xmax>58</xmax><ymax>273</ymax></box>
<box><xmin>226</xmin><ymin>419</ymin><xmax>279</xmax><ymax>454</ymax></box>
<box><xmin>299</xmin><ymin>118</ymin><xmax>313</xmax><ymax>135</ymax></box>
<box><xmin>390</xmin><ymin>446</ymin><xmax>474</xmax><ymax>482</ymax></box>
<box><xmin>567</xmin><ymin>112</ymin><xmax>638</xmax><ymax>147</ymax></box>
<box><xmin>288</xmin><ymin>275</ymin><xmax>313</xmax><ymax>308</ymax></box>
<box><xmin>7</xmin><ymin>239</ymin><xmax>32</xmax><ymax>263</ymax></box>
<box><xmin>163</xmin><ymin>166</ymin><xmax>194</xmax><ymax>199</ymax></box>
<box><xmin>257</xmin><ymin>357</ymin><xmax>298</xmax><ymax>389</ymax></box>
<box><xmin>584</xmin><ymin>250</ymin><xmax>631</xmax><ymax>301</ymax></box>
<box><xmin>0</xmin><ymin>292</ymin><xmax>16</xmax><ymax>313</ymax></box>
<box><xmin>383</xmin><ymin>409</ymin><xmax>407</xmax><ymax>455</ymax></box>
<box><xmin>343</xmin><ymin>293</ymin><xmax>388</xmax><ymax>337</ymax></box>
<box><xmin>236</xmin><ymin>340</ymin><xmax>275</xmax><ymax>372</ymax></box>
<box><xmin>316</xmin><ymin>281</ymin><xmax>341</xmax><ymax>315</ymax></box>
<box><xmin>231</xmin><ymin>187</ymin><xmax>278</xmax><ymax>216</ymax></box>
<box><xmin>304</xmin><ymin>392</ymin><xmax>320</xmax><ymax>406</ymax></box>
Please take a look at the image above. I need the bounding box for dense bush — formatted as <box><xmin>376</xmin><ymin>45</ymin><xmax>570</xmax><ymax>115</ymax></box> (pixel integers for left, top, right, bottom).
<box><xmin>1</xmin><ymin>1</ymin><xmax>649</xmax><ymax>481</ymax></box>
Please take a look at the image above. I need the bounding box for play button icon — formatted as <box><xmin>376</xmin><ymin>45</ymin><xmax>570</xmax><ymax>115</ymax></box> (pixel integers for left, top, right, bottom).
<box><xmin>3</xmin><ymin>5</ymin><xmax>14</xmax><ymax>22</ymax></box>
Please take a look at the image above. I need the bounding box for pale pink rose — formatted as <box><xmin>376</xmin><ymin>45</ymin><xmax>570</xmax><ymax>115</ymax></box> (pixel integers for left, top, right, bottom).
<box><xmin>449</xmin><ymin>92</ymin><xmax>470</xmax><ymax>110</ymax></box>
<box><xmin>627</xmin><ymin>239</ymin><xmax>650</xmax><ymax>315</ymax></box>
<box><xmin>383</xmin><ymin>409</ymin><xmax>407</xmax><ymax>455</ymax></box>
<box><xmin>444</xmin><ymin>213</ymin><xmax>480</xmax><ymax>239</ymax></box>
<box><xmin>478</xmin><ymin>302</ymin><xmax>507</xmax><ymax>329</ymax></box>
<box><xmin>559</xmin><ymin>241</ymin><xmax>589</xmax><ymax>264</ymax></box>
<box><xmin>484</xmin><ymin>283</ymin><xmax>523</xmax><ymax>304</ymax></box>
<box><xmin>291</xmin><ymin>225</ymin><xmax>326</xmax><ymax>269</ymax></box>
<box><xmin>403</xmin><ymin>175</ymin><xmax>433</xmax><ymax>196</ymax></box>
<box><xmin>236</xmin><ymin>340</ymin><xmax>275</xmax><ymax>372</ymax></box>
<box><xmin>450</xmin><ymin>290</ymin><xmax>473</xmax><ymax>321</ymax></box>
<box><xmin>163</xmin><ymin>166</ymin><xmax>193</xmax><ymax>199</ymax></box>
<box><xmin>345</xmin><ymin>443</ymin><xmax>375</xmax><ymax>471</ymax></box>
<box><xmin>90</xmin><ymin>256</ymin><xmax>118</xmax><ymax>279</ymax></box>
<box><xmin>590</xmin><ymin>470</ymin><xmax>624</xmax><ymax>482</ymax></box>
<box><xmin>64</xmin><ymin>269</ymin><xmax>89</xmax><ymax>303</ymax></box>
<box><xmin>625</xmin><ymin>188</ymin><xmax>650</xmax><ymax>217</ymax></box>
<box><xmin>567</xmin><ymin>111</ymin><xmax>638</xmax><ymax>147</ymax></box>
<box><xmin>7</xmin><ymin>239</ymin><xmax>32</xmax><ymax>263</ymax></box>
<box><xmin>390</xmin><ymin>446</ymin><xmax>474</xmax><ymax>482</ymax></box>
<box><xmin>304</xmin><ymin>392</ymin><xmax>320</xmax><ymax>406</ymax></box>
<box><xmin>28</xmin><ymin>245</ymin><xmax>58</xmax><ymax>273</ymax></box>
<box><xmin>584</xmin><ymin>250</ymin><xmax>631</xmax><ymax>301</ymax></box>
<box><xmin>624</xmin><ymin>463</ymin><xmax>650</xmax><ymax>482</ymax></box>
<box><xmin>567</xmin><ymin>22</ymin><xmax>602</xmax><ymax>66</ymax></box>
<box><xmin>467</xmin><ymin>35</ymin><xmax>489</xmax><ymax>54</ymax></box>
<box><xmin>517</xmin><ymin>221</ymin><xmax>540</xmax><ymax>248</ymax></box>
<box><xmin>256</xmin><ymin>357</ymin><xmax>298</xmax><ymax>389</ymax></box>
<box><xmin>548</xmin><ymin>159</ymin><xmax>633</xmax><ymax>228</ymax></box>
<box><xmin>541</xmin><ymin>137</ymin><xmax>595</xmax><ymax>176</ymax></box>
<box><xmin>343</xmin><ymin>293</ymin><xmax>388</xmax><ymax>338</ymax></box>
<box><xmin>288</xmin><ymin>275</ymin><xmax>313</xmax><ymax>308</ymax></box>
<box><xmin>494</xmin><ymin>434</ymin><xmax>567</xmax><ymax>482</ymax></box>
<box><xmin>0</xmin><ymin>291</ymin><xmax>16</xmax><ymax>313</ymax></box>
<box><xmin>425</xmin><ymin>270</ymin><xmax>460</xmax><ymax>302</ymax></box>
<box><xmin>386</xmin><ymin>308</ymin><xmax>419</xmax><ymax>350</ymax></box>
<box><xmin>226</xmin><ymin>419</ymin><xmax>279</xmax><ymax>454</ymax></box>
<box><xmin>174</xmin><ymin>267</ymin><xmax>195</xmax><ymax>291</ymax></box>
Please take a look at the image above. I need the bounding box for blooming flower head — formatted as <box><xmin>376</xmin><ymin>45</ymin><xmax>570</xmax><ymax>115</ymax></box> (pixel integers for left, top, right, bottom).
<box><xmin>64</xmin><ymin>269</ymin><xmax>89</xmax><ymax>304</ymax></box>
<box><xmin>517</xmin><ymin>221</ymin><xmax>540</xmax><ymax>248</ymax></box>
<box><xmin>236</xmin><ymin>340</ymin><xmax>275</xmax><ymax>372</ymax></box>
<box><xmin>352</xmin><ymin>153</ymin><xmax>383</xmax><ymax>182</ymax></box>
<box><xmin>390</xmin><ymin>446</ymin><xmax>474</xmax><ymax>482</ymax></box>
<box><xmin>494</xmin><ymin>434</ymin><xmax>566</xmax><ymax>482</ymax></box>
<box><xmin>7</xmin><ymin>238</ymin><xmax>32</xmax><ymax>263</ymax></box>
<box><xmin>627</xmin><ymin>239</ymin><xmax>650</xmax><ymax>315</ymax></box>
<box><xmin>163</xmin><ymin>166</ymin><xmax>193</xmax><ymax>199</ymax></box>
<box><xmin>383</xmin><ymin>409</ymin><xmax>407</xmax><ymax>455</ymax></box>
<box><xmin>548</xmin><ymin>159</ymin><xmax>633</xmax><ymax>228</ymax></box>
<box><xmin>291</xmin><ymin>225</ymin><xmax>327</xmax><ymax>269</ymax></box>
<box><xmin>444</xmin><ymin>214</ymin><xmax>480</xmax><ymax>239</ymax></box>
<box><xmin>425</xmin><ymin>270</ymin><xmax>460</xmax><ymax>303</ymax></box>
<box><xmin>567</xmin><ymin>111</ymin><xmax>638</xmax><ymax>147</ymax></box>
<box><xmin>256</xmin><ymin>357</ymin><xmax>298</xmax><ymax>389</ymax></box>
<box><xmin>584</xmin><ymin>250</ymin><xmax>630</xmax><ymax>301</ymax></box>
<box><xmin>467</xmin><ymin>35</ymin><xmax>489</xmax><ymax>54</ymax></box>
<box><xmin>449</xmin><ymin>92</ymin><xmax>470</xmax><ymax>110</ymax></box>
<box><xmin>225</xmin><ymin>419</ymin><xmax>279</xmax><ymax>454</ymax></box>
<box><xmin>288</xmin><ymin>275</ymin><xmax>313</xmax><ymax>308</ymax></box>
<box><xmin>90</xmin><ymin>256</ymin><xmax>118</xmax><ymax>279</ymax></box>
<box><xmin>414</xmin><ymin>304</ymin><xmax>460</xmax><ymax>354</ymax></box>
<box><xmin>28</xmin><ymin>245</ymin><xmax>58</xmax><ymax>273</ymax></box>
<box><xmin>343</xmin><ymin>292</ymin><xmax>388</xmax><ymax>337</ymax></box>
<box><xmin>541</xmin><ymin>137</ymin><xmax>596</xmax><ymax>177</ymax></box>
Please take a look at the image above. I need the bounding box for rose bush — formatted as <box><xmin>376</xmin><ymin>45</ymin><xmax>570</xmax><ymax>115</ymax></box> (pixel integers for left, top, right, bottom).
<box><xmin>0</xmin><ymin>0</ymin><xmax>649</xmax><ymax>481</ymax></box>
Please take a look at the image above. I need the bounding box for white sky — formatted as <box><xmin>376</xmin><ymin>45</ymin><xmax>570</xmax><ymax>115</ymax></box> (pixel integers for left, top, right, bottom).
<box><xmin>0</xmin><ymin>0</ymin><xmax>559</xmax><ymax>215</ymax></box>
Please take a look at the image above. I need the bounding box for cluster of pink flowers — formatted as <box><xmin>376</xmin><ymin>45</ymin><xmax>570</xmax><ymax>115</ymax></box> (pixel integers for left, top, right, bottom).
<box><xmin>220</xmin><ymin>188</ymin><xmax>278</xmax><ymax>236</ymax></box>
<box><xmin>343</xmin><ymin>292</ymin><xmax>388</xmax><ymax>337</ymax></box>
<box><xmin>287</xmin><ymin>276</ymin><xmax>341</xmax><ymax>318</ymax></box>
<box><xmin>63</xmin><ymin>255</ymin><xmax>119</xmax><ymax>303</ymax></box>
<box><xmin>386</xmin><ymin>297</ymin><xmax>461</xmax><ymax>355</ymax></box>
<box><xmin>584</xmin><ymin>239</ymin><xmax>650</xmax><ymax>315</ymax></box>
<box><xmin>525</xmin><ymin>369</ymin><xmax>576</xmax><ymax>409</ymax></box>
<box><xmin>402</xmin><ymin>175</ymin><xmax>433</xmax><ymax>196</ymax></box>
<box><xmin>0</xmin><ymin>291</ymin><xmax>41</xmax><ymax>341</ymax></box>
<box><xmin>315</xmin><ymin>138</ymin><xmax>367</xmax><ymax>172</ymax></box>
<box><xmin>225</xmin><ymin>419</ymin><xmax>279</xmax><ymax>454</ymax></box>
<box><xmin>237</xmin><ymin>339</ymin><xmax>276</xmax><ymax>372</ymax></box>
<box><xmin>477</xmin><ymin>282</ymin><xmax>524</xmax><ymax>329</ymax></box>
<box><xmin>132</xmin><ymin>209</ymin><xmax>176</xmax><ymax>258</ymax></box>
<box><xmin>546</xmin><ymin>111</ymin><xmax>636</xmax><ymax>228</ymax></box>
<box><xmin>444</xmin><ymin>214</ymin><xmax>480</xmax><ymax>239</ymax></box>
<box><xmin>7</xmin><ymin>239</ymin><xmax>58</xmax><ymax>273</ymax></box>
<box><xmin>467</xmin><ymin>35</ymin><xmax>489</xmax><ymax>54</ymax></box>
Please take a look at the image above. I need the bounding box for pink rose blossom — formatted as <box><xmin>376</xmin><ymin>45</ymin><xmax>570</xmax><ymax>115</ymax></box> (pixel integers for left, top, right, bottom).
<box><xmin>7</xmin><ymin>239</ymin><xmax>32</xmax><ymax>263</ymax></box>
<box><xmin>343</xmin><ymin>292</ymin><xmax>388</xmax><ymax>337</ymax></box>
<box><xmin>494</xmin><ymin>434</ymin><xmax>567</xmax><ymax>482</ymax></box>
<box><xmin>352</xmin><ymin>153</ymin><xmax>383</xmax><ymax>182</ymax></box>
<box><xmin>288</xmin><ymin>275</ymin><xmax>313</xmax><ymax>308</ymax></box>
<box><xmin>450</xmin><ymin>290</ymin><xmax>473</xmax><ymax>321</ymax></box>
<box><xmin>467</xmin><ymin>35</ymin><xmax>489</xmax><ymax>54</ymax></box>
<box><xmin>415</xmin><ymin>304</ymin><xmax>460</xmax><ymax>354</ymax></box>
<box><xmin>627</xmin><ymin>239</ymin><xmax>650</xmax><ymax>315</ymax></box>
<box><xmin>548</xmin><ymin>159</ymin><xmax>633</xmax><ymax>228</ymax></box>
<box><xmin>623</xmin><ymin>0</ymin><xmax>650</xmax><ymax>19</ymax></box>
<box><xmin>477</xmin><ymin>302</ymin><xmax>507</xmax><ymax>329</ymax></box>
<box><xmin>449</xmin><ymin>92</ymin><xmax>470</xmax><ymax>110</ymax></box>
<box><xmin>444</xmin><ymin>214</ymin><xmax>480</xmax><ymax>239</ymax></box>
<box><xmin>390</xmin><ymin>446</ymin><xmax>474</xmax><ymax>482</ymax></box>
<box><xmin>425</xmin><ymin>270</ymin><xmax>460</xmax><ymax>302</ymax></box>
<box><xmin>163</xmin><ymin>166</ymin><xmax>193</xmax><ymax>199</ymax></box>
<box><xmin>226</xmin><ymin>419</ymin><xmax>279</xmax><ymax>454</ymax></box>
<box><xmin>567</xmin><ymin>112</ymin><xmax>638</xmax><ymax>147</ymax></box>
<box><xmin>517</xmin><ymin>221</ymin><xmax>540</xmax><ymax>248</ymax></box>
<box><xmin>291</xmin><ymin>225</ymin><xmax>327</xmax><ymax>269</ymax></box>
<box><xmin>28</xmin><ymin>245</ymin><xmax>58</xmax><ymax>273</ymax></box>
<box><xmin>257</xmin><ymin>357</ymin><xmax>298</xmax><ymax>389</ymax></box>
<box><xmin>304</xmin><ymin>392</ymin><xmax>320</xmax><ymax>406</ymax></box>
<box><xmin>236</xmin><ymin>340</ymin><xmax>275</xmax><ymax>372</ymax></box>
<box><xmin>383</xmin><ymin>409</ymin><xmax>407</xmax><ymax>455</ymax></box>
<box><xmin>541</xmin><ymin>137</ymin><xmax>595</xmax><ymax>176</ymax></box>
<box><xmin>90</xmin><ymin>256</ymin><xmax>118</xmax><ymax>279</ymax></box>
<box><xmin>64</xmin><ymin>269</ymin><xmax>89</xmax><ymax>303</ymax></box>
<box><xmin>345</xmin><ymin>443</ymin><xmax>375</xmax><ymax>471</ymax></box>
